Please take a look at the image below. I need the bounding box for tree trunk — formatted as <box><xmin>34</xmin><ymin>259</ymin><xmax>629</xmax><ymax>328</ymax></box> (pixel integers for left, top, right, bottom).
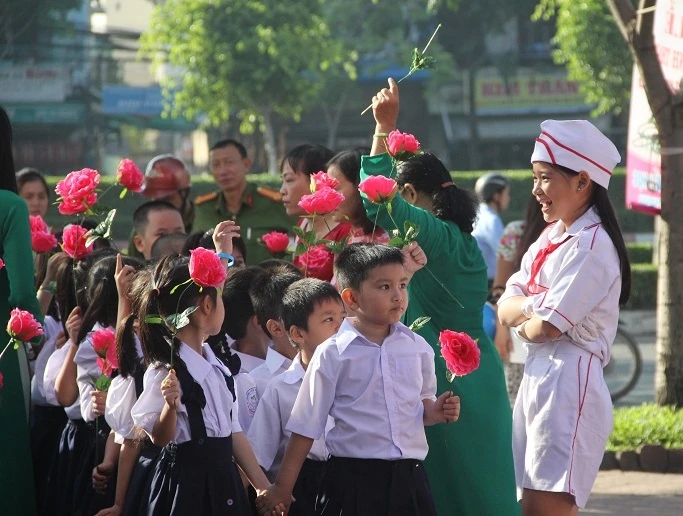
<box><xmin>262</xmin><ymin>110</ymin><xmax>278</xmax><ymax>175</ymax></box>
<box><xmin>467</xmin><ymin>66</ymin><xmax>481</xmax><ymax>170</ymax></box>
<box><xmin>325</xmin><ymin>90</ymin><xmax>349</xmax><ymax>150</ymax></box>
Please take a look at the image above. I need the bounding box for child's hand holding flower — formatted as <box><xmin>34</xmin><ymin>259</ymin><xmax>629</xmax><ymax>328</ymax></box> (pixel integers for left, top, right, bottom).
<box><xmin>402</xmin><ymin>242</ymin><xmax>427</xmax><ymax>277</ymax></box>
<box><xmin>161</xmin><ymin>369</ymin><xmax>180</xmax><ymax>409</ymax></box>
<box><xmin>435</xmin><ymin>391</ymin><xmax>460</xmax><ymax>423</ymax></box>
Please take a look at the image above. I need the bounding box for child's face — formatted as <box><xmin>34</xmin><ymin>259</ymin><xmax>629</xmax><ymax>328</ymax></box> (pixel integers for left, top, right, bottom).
<box><xmin>532</xmin><ymin>162</ymin><xmax>582</xmax><ymax>224</ymax></box>
<box><xmin>135</xmin><ymin>209</ymin><xmax>185</xmax><ymax>259</ymax></box>
<box><xmin>353</xmin><ymin>263</ymin><xmax>409</xmax><ymax>325</ymax></box>
<box><xmin>298</xmin><ymin>298</ymin><xmax>345</xmax><ymax>351</ymax></box>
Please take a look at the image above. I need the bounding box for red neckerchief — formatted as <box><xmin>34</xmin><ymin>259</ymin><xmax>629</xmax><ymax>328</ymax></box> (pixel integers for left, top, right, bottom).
<box><xmin>527</xmin><ymin>235</ymin><xmax>572</xmax><ymax>294</ymax></box>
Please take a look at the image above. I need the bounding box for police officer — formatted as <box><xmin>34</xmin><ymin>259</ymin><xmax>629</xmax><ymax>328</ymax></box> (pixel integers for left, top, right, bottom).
<box><xmin>193</xmin><ymin>139</ymin><xmax>295</xmax><ymax>264</ymax></box>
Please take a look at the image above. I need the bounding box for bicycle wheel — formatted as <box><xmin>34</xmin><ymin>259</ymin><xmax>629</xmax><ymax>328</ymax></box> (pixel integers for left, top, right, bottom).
<box><xmin>605</xmin><ymin>327</ymin><xmax>643</xmax><ymax>402</ymax></box>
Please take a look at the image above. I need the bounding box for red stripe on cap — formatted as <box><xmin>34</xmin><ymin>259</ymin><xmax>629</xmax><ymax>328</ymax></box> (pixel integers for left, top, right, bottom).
<box><xmin>535</xmin><ymin>137</ymin><xmax>556</xmax><ymax>165</ymax></box>
<box><xmin>541</xmin><ymin>131</ymin><xmax>612</xmax><ymax>176</ymax></box>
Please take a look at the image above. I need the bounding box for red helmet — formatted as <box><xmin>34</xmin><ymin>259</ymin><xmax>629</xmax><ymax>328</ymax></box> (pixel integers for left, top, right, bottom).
<box><xmin>141</xmin><ymin>155</ymin><xmax>191</xmax><ymax>199</ymax></box>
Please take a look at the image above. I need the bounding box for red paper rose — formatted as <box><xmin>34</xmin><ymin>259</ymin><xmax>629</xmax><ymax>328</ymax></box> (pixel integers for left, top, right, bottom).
<box><xmin>61</xmin><ymin>224</ymin><xmax>94</xmax><ymax>260</ymax></box>
<box><xmin>97</xmin><ymin>357</ymin><xmax>114</xmax><ymax>377</ymax></box>
<box><xmin>7</xmin><ymin>308</ymin><xmax>43</xmax><ymax>342</ymax></box>
<box><xmin>116</xmin><ymin>159</ymin><xmax>144</xmax><ymax>193</ymax></box>
<box><xmin>0</xmin><ymin>258</ymin><xmax>4</xmax><ymax>270</ymax></box>
<box><xmin>91</xmin><ymin>327</ymin><xmax>115</xmax><ymax>358</ymax></box>
<box><xmin>262</xmin><ymin>231</ymin><xmax>290</xmax><ymax>255</ymax></box>
<box><xmin>386</xmin><ymin>130</ymin><xmax>421</xmax><ymax>161</ymax></box>
<box><xmin>440</xmin><ymin>329</ymin><xmax>481</xmax><ymax>377</ymax></box>
<box><xmin>298</xmin><ymin>187</ymin><xmax>345</xmax><ymax>216</ymax></box>
<box><xmin>310</xmin><ymin>171</ymin><xmax>339</xmax><ymax>192</ymax></box>
<box><xmin>30</xmin><ymin>216</ymin><xmax>58</xmax><ymax>253</ymax></box>
<box><xmin>0</xmin><ymin>371</ymin><xmax>3</xmax><ymax>390</ymax></box>
<box><xmin>358</xmin><ymin>176</ymin><xmax>399</xmax><ymax>204</ymax></box>
<box><xmin>299</xmin><ymin>244</ymin><xmax>334</xmax><ymax>281</ymax></box>
<box><xmin>189</xmin><ymin>247</ymin><xmax>227</xmax><ymax>288</ymax></box>
<box><xmin>55</xmin><ymin>168</ymin><xmax>100</xmax><ymax>215</ymax></box>
<box><xmin>29</xmin><ymin>215</ymin><xmax>49</xmax><ymax>234</ymax></box>
<box><xmin>106</xmin><ymin>339</ymin><xmax>119</xmax><ymax>370</ymax></box>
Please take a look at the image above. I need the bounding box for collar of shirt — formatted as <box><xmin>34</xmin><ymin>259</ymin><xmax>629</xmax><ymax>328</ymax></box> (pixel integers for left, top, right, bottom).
<box><xmin>282</xmin><ymin>354</ymin><xmax>305</xmax><ymax>385</ymax></box>
<box><xmin>177</xmin><ymin>342</ymin><xmax>232</xmax><ymax>385</ymax></box>
<box><xmin>218</xmin><ymin>183</ymin><xmax>255</xmax><ymax>215</ymax></box>
<box><xmin>334</xmin><ymin>318</ymin><xmax>415</xmax><ymax>354</ymax></box>
<box><xmin>265</xmin><ymin>346</ymin><xmax>290</xmax><ymax>373</ymax></box>
<box><xmin>548</xmin><ymin>206</ymin><xmax>601</xmax><ymax>243</ymax></box>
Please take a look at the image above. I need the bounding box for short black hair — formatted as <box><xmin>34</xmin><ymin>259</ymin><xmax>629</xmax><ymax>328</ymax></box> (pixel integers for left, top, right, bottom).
<box><xmin>133</xmin><ymin>200</ymin><xmax>181</xmax><ymax>235</ymax></box>
<box><xmin>16</xmin><ymin>167</ymin><xmax>50</xmax><ymax>198</ymax></box>
<box><xmin>257</xmin><ymin>258</ymin><xmax>300</xmax><ymax>275</ymax></box>
<box><xmin>282</xmin><ymin>278</ymin><xmax>342</xmax><ymax>332</ymax></box>
<box><xmin>222</xmin><ymin>266</ymin><xmax>263</xmax><ymax>339</ymax></box>
<box><xmin>280</xmin><ymin>143</ymin><xmax>333</xmax><ymax>176</ymax></box>
<box><xmin>151</xmin><ymin>232</ymin><xmax>188</xmax><ymax>259</ymax></box>
<box><xmin>249</xmin><ymin>266</ymin><xmax>303</xmax><ymax>336</ymax></box>
<box><xmin>210</xmin><ymin>139</ymin><xmax>248</xmax><ymax>159</ymax></box>
<box><xmin>334</xmin><ymin>243</ymin><xmax>404</xmax><ymax>291</ymax></box>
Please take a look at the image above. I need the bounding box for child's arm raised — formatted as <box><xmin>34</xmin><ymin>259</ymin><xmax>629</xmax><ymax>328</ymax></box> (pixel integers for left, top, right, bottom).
<box><xmin>423</xmin><ymin>391</ymin><xmax>461</xmax><ymax>426</ymax></box>
<box><xmin>151</xmin><ymin>369</ymin><xmax>179</xmax><ymax>447</ymax></box>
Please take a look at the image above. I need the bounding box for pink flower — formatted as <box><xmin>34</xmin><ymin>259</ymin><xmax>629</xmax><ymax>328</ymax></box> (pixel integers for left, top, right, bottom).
<box><xmin>97</xmin><ymin>357</ymin><xmax>114</xmax><ymax>377</ymax></box>
<box><xmin>358</xmin><ymin>176</ymin><xmax>399</xmax><ymax>204</ymax></box>
<box><xmin>29</xmin><ymin>215</ymin><xmax>49</xmax><ymax>234</ymax></box>
<box><xmin>299</xmin><ymin>244</ymin><xmax>334</xmax><ymax>281</ymax></box>
<box><xmin>262</xmin><ymin>231</ymin><xmax>290</xmax><ymax>255</ymax></box>
<box><xmin>6</xmin><ymin>308</ymin><xmax>43</xmax><ymax>342</ymax></box>
<box><xmin>106</xmin><ymin>339</ymin><xmax>119</xmax><ymax>370</ymax></box>
<box><xmin>116</xmin><ymin>159</ymin><xmax>144</xmax><ymax>193</ymax></box>
<box><xmin>386</xmin><ymin>130</ymin><xmax>421</xmax><ymax>160</ymax></box>
<box><xmin>0</xmin><ymin>371</ymin><xmax>3</xmax><ymax>390</ymax></box>
<box><xmin>439</xmin><ymin>329</ymin><xmax>481</xmax><ymax>377</ymax></box>
<box><xmin>61</xmin><ymin>224</ymin><xmax>94</xmax><ymax>260</ymax></box>
<box><xmin>91</xmin><ymin>327</ymin><xmax>115</xmax><ymax>358</ymax></box>
<box><xmin>30</xmin><ymin>217</ymin><xmax>58</xmax><ymax>253</ymax></box>
<box><xmin>55</xmin><ymin>168</ymin><xmax>100</xmax><ymax>215</ymax></box>
<box><xmin>298</xmin><ymin>187</ymin><xmax>345</xmax><ymax>216</ymax></box>
<box><xmin>0</xmin><ymin>258</ymin><xmax>4</xmax><ymax>270</ymax></box>
<box><xmin>310</xmin><ymin>171</ymin><xmax>339</xmax><ymax>192</ymax></box>
<box><xmin>189</xmin><ymin>247</ymin><xmax>227</xmax><ymax>288</ymax></box>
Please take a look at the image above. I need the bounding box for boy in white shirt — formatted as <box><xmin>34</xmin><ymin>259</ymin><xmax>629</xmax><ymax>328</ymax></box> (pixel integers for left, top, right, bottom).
<box><xmin>248</xmin><ymin>278</ymin><xmax>344</xmax><ymax>515</ymax></box>
<box><xmin>256</xmin><ymin>243</ymin><xmax>460</xmax><ymax>516</ymax></box>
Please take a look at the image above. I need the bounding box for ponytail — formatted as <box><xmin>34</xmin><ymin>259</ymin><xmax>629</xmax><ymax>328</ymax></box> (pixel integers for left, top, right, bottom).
<box><xmin>116</xmin><ymin>314</ymin><xmax>144</xmax><ymax>378</ymax></box>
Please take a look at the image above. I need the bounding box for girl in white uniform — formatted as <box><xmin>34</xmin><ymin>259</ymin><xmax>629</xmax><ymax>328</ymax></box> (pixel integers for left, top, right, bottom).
<box><xmin>498</xmin><ymin>120</ymin><xmax>631</xmax><ymax>515</ymax></box>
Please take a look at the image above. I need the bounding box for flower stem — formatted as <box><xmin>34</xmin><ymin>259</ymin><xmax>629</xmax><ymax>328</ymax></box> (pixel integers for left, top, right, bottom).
<box><xmin>423</xmin><ymin>265</ymin><xmax>464</xmax><ymax>308</ymax></box>
<box><xmin>0</xmin><ymin>339</ymin><xmax>13</xmax><ymax>362</ymax></box>
<box><xmin>371</xmin><ymin>206</ymin><xmax>381</xmax><ymax>242</ymax></box>
<box><xmin>421</xmin><ymin>23</ymin><xmax>442</xmax><ymax>55</ymax></box>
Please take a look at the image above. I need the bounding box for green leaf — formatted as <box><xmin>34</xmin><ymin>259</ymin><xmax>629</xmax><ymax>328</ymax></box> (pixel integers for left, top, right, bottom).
<box><xmin>95</xmin><ymin>375</ymin><xmax>112</xmax><ymax>391</ymax></box>
<box><xmin>292</xmin><ymin>225</ymin><xmax>306</xmax><ymax>239</ymax></box>
<box><xmin>144</xmin><ymin>315</ymin><xmax>164</xmax><ymax>325</ymax></box>
<box><xmin>294</xmin><ymin>242</ymin><xmax>308</xmax><ymax>257</ymax></box>
<box><xmin>169</xmin><ymin>277</ymin><xmax>192</xmax><ymax>295</ymax></box>
<box><xmin>166</xmin><ymin>306</ymin><xmax>198</xmax><ymax>331</ymax></box>
<box><xmin>13</xmin><ymin>340</ymin><xmax>20</xmax><ymax>350</ymax></box>
<box><xmin>386</xmin><ymin>201</ymin><xmax>392</xmax><ymax>215</ymax></box>
<box><xmin>303</xmin><ymin>230</ymin><xmax>318</xmax><ymax>245</ymax></box>
<box><xmin>408</xmin><ymin>316</ymin><xmax>431</xmax><ymax>332</ymax></box>
<box><xmin>119</xmin><ymin>188</ymin><xmax>128</xmax><ymax>199</ymax></box>
<box><xmin>85</xmin><ymin>208</ymin><xmax>117</xmax><ymax>247</ymax></box>
<box><xmin>387</xmin><ymin>236</ymin><xmax>405</xmax><ymax>248</ymax></box>
<box><xmin>445</xmin><ymin>369</ymin><xmax>455</xmax><ymax>383</ymax></box>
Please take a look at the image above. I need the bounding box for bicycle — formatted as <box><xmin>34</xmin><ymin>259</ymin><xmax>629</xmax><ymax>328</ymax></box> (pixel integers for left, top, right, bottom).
<box><xmin>604</xmin><ymin>319</ymin><xmax>643</xmax><ymax>402</ymax></box>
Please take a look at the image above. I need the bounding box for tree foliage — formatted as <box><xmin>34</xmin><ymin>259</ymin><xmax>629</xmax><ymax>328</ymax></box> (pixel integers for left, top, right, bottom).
<box><xmin>533</xmin><ymin>0</ymin><xmax>635</xmax><ymax>115</ymax></box>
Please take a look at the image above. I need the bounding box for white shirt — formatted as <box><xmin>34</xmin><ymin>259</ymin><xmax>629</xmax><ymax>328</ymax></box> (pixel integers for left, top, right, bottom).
<box><xmin>500</xmin><ymin>207</ymin><xmax>621</xmax><ymax>363</ymax></box>
<box><xmin>287</xmin><ymin>319</ymin><xmax>437</xmax><ymax>461</ymax></box>
<box><xmin>249</xmin><ymin>346</ymin><xmax>293</xmax><ymax>398</ymax></box>
<box><xmin>248</xmin><ymin>355</ymin><xmax>330</xmax><ymax>479</ymax></box>
<box><xmin>74</xmin><ymin>323</ymin><xmax>108</xmax><ymax>423</ymax></box>
<box><xmin>31</xmin><ymin>316</ymin><xmax>62</xmax><ymax>405</ymax></box>
<box><xmin>472</xmin><ymin>203</ymin><xmax>505</xmax><ymax>280</ymax></box>
<box><xmin>131</xmin><ymin>342</ymin><xmax>241</xmax><ymax>444</ymax></box>
<box><xmin>43</xmin><ymin>338</ymin><xmax>82</xmax><ymax>419</ymax></box>
<box><xmin>234</xmin><ymin>372</ymin><xmax>259</xmax><ymax>433</ymax></box>
<box><xmin>105</xmin><ymin>337</ymin><xmax>145</xmax><ymax>444</ymax></box>
<box><xmin>232</xmin><ymin>349</ymin><xmax>266</xmax><ymax>374</ymax></box>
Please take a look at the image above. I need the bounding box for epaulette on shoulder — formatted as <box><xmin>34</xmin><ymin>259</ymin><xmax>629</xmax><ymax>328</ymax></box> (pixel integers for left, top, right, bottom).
<box><xmin>194</xmin><ymin>191</ymin><xmax>219</xmax><ymax>206</ymax></box>
<box><xmin>256</xmin><ymin>185</ymin><xmax>283</xmax><ymax>202</ymax></box>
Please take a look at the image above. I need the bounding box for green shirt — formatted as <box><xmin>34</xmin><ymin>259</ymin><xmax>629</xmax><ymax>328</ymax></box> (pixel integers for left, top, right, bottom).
<box><xmin>193</xmin><ymin>182</ymin><xmax>296</xmax><ymax>264</ymax></box>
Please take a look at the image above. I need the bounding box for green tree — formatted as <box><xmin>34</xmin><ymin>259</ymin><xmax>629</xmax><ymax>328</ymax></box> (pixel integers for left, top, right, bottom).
<box><xmin>140</xmin><ymin>0</ymin><xmax>352</xmax><ymax>173</ymax></box>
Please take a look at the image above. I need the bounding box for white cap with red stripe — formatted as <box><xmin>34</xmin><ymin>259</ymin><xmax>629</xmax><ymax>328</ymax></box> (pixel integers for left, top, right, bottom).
<box><xmin>531</xmin><ymin>120</ymin><xmax>621</xmax><ymax>189</ymax></box>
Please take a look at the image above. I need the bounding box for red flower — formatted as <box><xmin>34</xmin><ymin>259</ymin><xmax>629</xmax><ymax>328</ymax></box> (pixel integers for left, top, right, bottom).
<box><xmin>310</xmin><ymin>171</ymin><xmax>339</xmax><ymax>192</ymax></box>
<box><xmin>0</xmin><ymin>258</ymin><xmax>4</xmax><ymax>270</ymax></box>
<box><xmin>189</xmin><ymin>247</ymin><xmax>227</xmax><ymax>288</ymax></box>
<box><xmin>298</xmin><ymin>187</ymin><xmax>344</xmax><ymax>216</ymax></box>
<box><xmin>30</xmin><ymin>216</ymin><xmax>58</xmax><ymax>253</ymax></box>
<box><xmin>7</xmin><ymin>308</ymin><xmax>43</xmax><ymax>342</ymax></box>
<box><xmin>358</xmin><ymin>176</ymin><xmax>399</xmax><ymax>204</ymax></box>
<box><xmin>299</xmin><ymin>244</ymin><xmax>334</xmax><ymax>281</ymax></box>
<box><xmin>439</xmin><ymin>329</ymin><xmax>481</xmax><ymax>377</ymax></box>
<box><xmin>97</xmin><ymin>357</ymin><xmax>114</xmax><ymax>377</ymax></box>
<box><xmin>106</xmin><ymin>339</ymin><xmax>119</xmax><ymax>370</ymax></box>
<box><xmin>386</xmin><ymin>130</ymin><xmax>421</xmax><ymax>160</ymax></box>
<box><xmin>29</xmin><ymin>215</ymin><xmax>49</xmax><ymax>234</ymax></box>
<box><xmin>91</xmin><ymin>327</ymin><xmax>115</xmax><ymax>358</ymax></box>
<box><xmin>116</xmin><ymin>159</ymin><xmax>144</xmax><ymax>193</ymax></box>
<box><xmin>262</xmin><ymin>231</ymin><xmax>290</xmax><ymax>255</ymax></box>
<box><xmin>55</xmin><ymin>168</ymin><xmax>100</xmax><ymax>215</ymax></box>
<box><xmin>0</xmin><ymin>371</ymin><xmax>3</xmax><ymax>390</ymax></box>
<box><xmin>61</xmin><ymin>224</ymin><xmax>93</xmax><ymax>260</ymax></box>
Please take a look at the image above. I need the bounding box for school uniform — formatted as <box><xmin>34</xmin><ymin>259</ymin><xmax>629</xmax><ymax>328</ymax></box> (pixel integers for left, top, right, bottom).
<box><xmin>499</xmin><ymin>119</ymin><xmax>621</xmax><ymax>509</ymax></box>
<box><xmin>287</xmin><ymin>319</ymin><xmax>438</xmax><ymax>516</ymax></box>
<box><xmin>248</xmin><ymin>346</ymin><xmax>292</xmax><ymax>398</ymax></box>
<box><xmin>131</xmin><ymin>342</ymin><xmax>248</xmax><ymax>515</ymax></box>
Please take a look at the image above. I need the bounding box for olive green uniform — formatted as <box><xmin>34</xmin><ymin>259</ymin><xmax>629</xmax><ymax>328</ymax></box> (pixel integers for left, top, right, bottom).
<box><xmin>193</xmin><ymin>183</ymin><xmax>296</xmax><ymax>264</ymax></box>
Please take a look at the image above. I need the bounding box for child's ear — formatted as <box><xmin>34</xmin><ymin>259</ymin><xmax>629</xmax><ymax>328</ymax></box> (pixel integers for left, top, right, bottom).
<box><xmin>289</xmin><ymin>325</ymin><xmax>305</xmax><ymax>347</ymax></box>
<box><xmin>266</xmin><ymin>319</ymin><xmax>285</xmax><ymax>337</ymax></box>
<box><xmin>132</xmin><ymin>233</ymin><xmax>144</xmax><ymax>253</ymax></box>
<box><xmin>340</xmin><ymin>288</ymin><xmax>359</xmax><ymax>311</ymax></box>
<box><xmin>577</xmin><ymin>171</ymin><xmax>591</xmax><ymax>192</ymax></box>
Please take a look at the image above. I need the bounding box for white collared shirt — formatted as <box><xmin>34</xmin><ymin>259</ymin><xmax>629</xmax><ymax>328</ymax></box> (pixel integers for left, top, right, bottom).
<box><xmin>31</xmin><ymin>315</ymin><xmax>62</xmax><ymax>405</ymax></box>
<box><xmin>234</xmin><ymin>372</ymin><xmax>259</xmax><ymax>433</ymax></box>
<box><xmin>472</xmin><ymin>203</ymin><xmax>505</xmax><ymax>280</ymax></box>
<box><xmin>248</xmin><ymin>354</ymin><xmax>330</xmax><ymax>480</ymax></box>
<box><xmin>287</xmin><ymin>319</ymin><xmax>437</xmax><ymax>461</ymax></box>
<box><xmin>105</xmin><ymin>337</ymin><xmax>145</xmax><ymax>444</ymax></box>
<box><xmin>232</xmin><ymin>349</ymin><xmax>266</xmax><ymax>374</ymax></box>
<box><xmin>500</xmin><ymin>207</ymin><xmax>621</xmax><ymax>363</ymax></box>
<box><xmin>131</xmin><ymin>342</ymin><xmax>241</xmax><ymax>444</ymax></box>
<box><xmin>43</xmin><ymin>338</ymin><xmax>81</xmax><ymax>419</ymax></box>
<box><xmin>248</xmin><ymin>346</ymin><xmax>293</xmax><ymax>398</ymax></box>
<box><xmin>74</xmin><ymin>323</ymin><xmax>107</xmax><ymax>423</ymax></box>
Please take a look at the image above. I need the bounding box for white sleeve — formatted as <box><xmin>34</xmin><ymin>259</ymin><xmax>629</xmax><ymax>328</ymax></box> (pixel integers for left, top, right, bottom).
<box><xmin>247</xmin><ymin>384</ymin><xmax>284</xmax><ymax>471</ymax></box>
<box><xmin>105</xmin><ymin>375</ymin><xmax>138</xmax><ymax>442</ymax></box>
<box><xmin>43</xmin><ymin>341</ymin><xmax>71</xmax><ymax>407</ymax></box>
<box><xmin>234</xmin><ymin>373</ymin><xmax>258</xmax><ymax>433</ymax></box>
<box><xmin>418</xmin><ymin>337</ymin><xmax>437</xmax><ymax>401</ymax></box>
<box><xmin>74</xmin><ymin>336</ymin><xmax>100</xmax><ymax>423</ymax></box>
<box><xmin>499</xmin><ymin>242</ymin><xmax>536</xmax><ymax>304</ymax></box>
<box><xmin>131</xmin><ymin>366</ymin><xmax>175</xmax><ymax>438</ymax></box>
<box><xmin>230</xmin><ymin>380</ymin><xmax>242</xmax><ymax>434</ymax></box>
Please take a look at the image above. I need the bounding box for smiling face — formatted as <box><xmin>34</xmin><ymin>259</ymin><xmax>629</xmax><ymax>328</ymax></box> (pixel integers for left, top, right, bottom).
<box><xmin>19</xmin><ymin>179</ymin><xmax>49</xmax><ymax>217</ymax></box>
<box><xmin>532</xmin><ymin>162</ymin><xmax>587</xmax><ymax>226</ymax></box>
<box><xmin>350</xmin><ymin>263</ymin><xmax>409</xmax><ymax>326</ymax></box>
<box><xmin>279</xmin><ymin>161</ymin><xmax>310</xmax><ymax>217</ymax></box>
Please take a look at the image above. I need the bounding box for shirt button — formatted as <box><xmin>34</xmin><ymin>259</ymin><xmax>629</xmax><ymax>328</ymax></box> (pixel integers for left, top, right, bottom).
<box><xmin>227</xmin><ymin>499</ymin><xmax>234</xmax><ymax>506</ymax></box>
<box><xmin>198</xmin><ymin>438</ymin><xmax>205</xmax><ymax>445</ymax></box>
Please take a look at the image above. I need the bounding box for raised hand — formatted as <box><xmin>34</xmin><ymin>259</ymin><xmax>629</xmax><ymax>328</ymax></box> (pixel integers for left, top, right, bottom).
<box><xmin>114</xmin><ymin>253</ymin><xmax>136</xmax><ymax>300</ymax></box>
<box><xmin>212</xmin><ymin>220</ymin><xmax>241</xmax><ymax>258</ymax></box>
<box><xmin>372</xmin><ymin>77</ymin><xmax>399</xmax><ymax>132</ymax></box>
<box><xmin>402</xmin><ymin>241</ymin><xmax>427</xmax><ymax>277</ymax></box>
<box><xmin>65</xmin><ymin>306</ymin><xmax>82</xmax><ymax>343</ymax></box>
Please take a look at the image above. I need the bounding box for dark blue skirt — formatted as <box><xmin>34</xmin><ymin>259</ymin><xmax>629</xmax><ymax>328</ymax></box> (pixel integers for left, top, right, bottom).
<box><xmin>31</xmin><ymin>404</ymin><xmax>67</xmax><ymax>513</ymax></box>
<box><xmin>145</xmin><ymin>436</ymin><xmax>249</xmax><ymax>516</ymax></box>
<box><xmin>289</xmin><ymin>458</ymin><xmax>326</xmax><ymax>516</ymax></box>
<box><xmin>123</xmin><ymin>440</ymin><xmax>161</xmax><ymax>516</ymax></box>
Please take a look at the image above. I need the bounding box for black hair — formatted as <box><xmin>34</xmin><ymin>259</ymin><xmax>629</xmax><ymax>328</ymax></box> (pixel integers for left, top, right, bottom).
<box><xmin>220</xmin><ymin>266</ymin><xmax>263</xmax><ymax>340</ymax></box>
<box><xmin>151</xmin><ymin>232</ymin><xmax>188</xmax><ymax>260</ymax></box>
<box><xmin>280</xmin><ymin>143</ymin><xmax>334</xmax><ymax>177</ymax></box>
<box><xmin>16</xmin><ymin>167</ymin><xmax>50</xmax><ymax>199</ymax></box>
<box><xmin>135</xmin><ymin>254</ymin><xmax>218</xmax><ymax>365</ymax></box>
<box><xmin>249</xmin><ymin>266</ymin><xmax>303</xmax><ymax>337</ymax></box>
<box><xmin>326</xmin><ymin>149</ymin><xmax>374</xmax><ymax>235</ymax></box>
<box><xmin>256</xmin><ymin>258</ymin><xmax>301</xmax><ymax>275</ymax></box>
<box><xmin>132</xmin><ymin>200</ymin><xmax>181</xmax><ymax>235</ymax></box>
<box><xmin>397</xmin><ymin>152</ymin><xmax>478</xmax><ymax>234</ymax></box>
<box><xmin>76</xmin><ymin>254</ymin><xmax>143</xmax><ymax>346</ymax></box>
<box><xmin>334</xmin><ymin>243</ymin><xmax>404</xmax><ymax>291</ymax></box>
<box><xmin>210</xmin><ymin>138</ymin><xmax>248</xmax><ymax>159</ymax></box>
<box><xmin>181</xmin><ymin>229</ymin><xmax>247</xmax><ymax>264</ymax></box>
<box><xmin>0</xmin><ymin>106</ymin><xmax>18</xmax><ymax>193</ymax></box>
<box><xmin>116</xmin><ymin>266</ymin><xmax>153</xmax><ymax>377</ymax></box>
<box><xmin>555</xmin><ymin>165</ymin><xmax>631</xmax><ymax>305</ymax></box>
<box><xmin>515</xmin><ymin>196</ymin><xmax>547</xmax><ymax>270</ymax></box>
<box><xmin>282</xmin><ymin>278</ymin><xmax>342</xmax><ymax>332</ymax></box>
